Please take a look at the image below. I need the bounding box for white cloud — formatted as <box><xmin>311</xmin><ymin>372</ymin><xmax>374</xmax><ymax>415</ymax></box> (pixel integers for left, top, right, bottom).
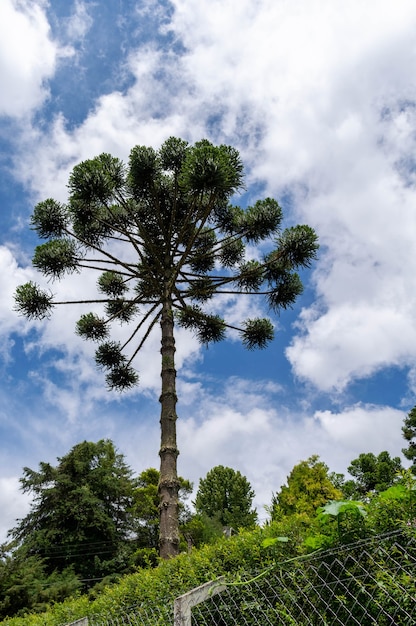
<box><xmin>314</xmin><ymin>404</ymin><xmax>406</xmax><ymax>454</ymax></box>
<box><xmin>2</xmin><ymin>236</ymin><xmax>203</xmax><ymax>422</ymax></box>
<box><xmin>0</xmin><ymin>375</ymin><xmax>408</xmax><ymax>543</ymax></box>
<box><xmin>14</xmin><ymin>46</ymin><xmax>194</xmax><ymax>200</ymax></box>
<box><xmin>287</xmin><ymin>303</ymin><xmax>416</xmax><ymax>391</ymax></box>
<box><xmin>0</xmin><ymin>0</ymin><xmax>69</xmax><ymax>118</ymax></box>
<box><xmin>4</xmin><ymin>0</ymin><xmax>416</xmax><ymax>540</ymax></box>
<box><xmin>0</xmin><ymin>245</ymin><xmax>42</xmax><ymax>342</ymax></box>
<box><xmin>0</xmin><ymin>477</ymin><xmax>31</xmax><ymax>543</ymax></box>
<box><xmin>286</xmin><ymin>119</ymin><xmax>416</xmax><ymax>390</ymax></box>
<box><xmin>66</xmin><ymin>0</ymin><xmax>93</xmax><ymax>41</ymax></box>
<box><xmin>178</xmin><ymin>384</ymin><xmax>408</xmax><ymax>520</ymax></box>
<box><xmin>11</xmin><ymin>0</ymin><xmax>416</xmax><ymax>398</ymax></box>
<box><xmin>160</xmin><ymin>1</ymin><xmax>416</xmax><ymax>393</ymax></box>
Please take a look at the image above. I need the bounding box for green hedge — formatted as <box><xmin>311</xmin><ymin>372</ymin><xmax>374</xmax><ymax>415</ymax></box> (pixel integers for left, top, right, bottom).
<box><xmin>3</xmin><ymin>476</ymin><xmax>414</xmax><ymax>625</ymax></box>
<box><xmin>0</xmin><ymin>525</ymin><xmax>284</xmax><ymax>625</ymax></box>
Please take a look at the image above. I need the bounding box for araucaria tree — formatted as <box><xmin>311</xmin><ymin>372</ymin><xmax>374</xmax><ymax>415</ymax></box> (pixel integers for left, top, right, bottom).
<box><xmin>15</xmin><ymin>137</ymin><xmax>318</xmax><ymax>558</ymax></box>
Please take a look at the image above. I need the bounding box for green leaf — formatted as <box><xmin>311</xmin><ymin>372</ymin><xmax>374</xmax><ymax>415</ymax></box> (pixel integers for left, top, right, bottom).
<box><xmin>95</xmin><ymin>341</ymin><xmax>126</xmax><ymax>370</ymax></box>
<box><xmin>242</xmin><ymin>198</ymin><xmax>283</xmax><ymax>243</ymax></box>
<box><xmin>377</xmin><ymin>484</ymin><xmax>408</xmax><ymax>500</ymax></box>
<box><xmin>267</xmin><ymin>273</ymin><xmax>303</xmax><ymax>312</ymax></box>
<box><xmin>262</xmin><ymin>536</ymin><xmax>289</xmax><ymax>548</ymax></box>
<box><xmin>320</xmin><ymin>500</ymin><xmax>367</xmax><ymax>518</ymax></box>
<box><xmin>69</xmin><ymin>198</ymin><xmax>114</xmax><ymax>245</ymax></box>
<box><xmin>197</xmin><ymin>314</ymin><xmax>226</xmax><ymax>344</ymax></box>
<box><xmin>194</xmin><ymin>228</ymin><xmax>217</xmax><ymax>250</ymax></box>
<box><xmin>105</xmin><ymin>299</ymin><xmax>138</xmax><ymax>323</ymax></box>
<box><xmin>106</xmin><ymin>365</ymin><xmax>139</xmax><ymax>390</ymax></box>
<box><xmin>185</xmin><ymin>277</ymin><xmax>216</xmax><ymax>302</ymax></box>
<box><xmin>179</xmin><ymin>140</ymin><xmax>244</xmax><ymax>197</ymax></box>
<box><xmin>195</xmin><ymin>465</ymin><xmax>257</xmax><ymax>528</ymax></box>
<box><xmin>320</xmin><ymin>501</ymin><xmax>347</xmax><ymax>516</ymax></box>
<box><xmin>32</xmin><ymin>239</ymin><xmax>78</xmax><ymax>279</ymax></box>
<box><xmin>76</xmin><ymin>313</ymin><xmax>109</xmax><ymax>341</ymax></box>
<box><xmin>128</xmin><ymin>145</ymin><xmax>159</xmax><ymax>198</ymax></box>
<box><xmin>98</xmin><ymin>272</ymin><xmax>127</xmax><ymax>297</ymax></box>
<box><xmin>271</xmin><ymin>456</ymin><xmax>343</xmax><ymax>519</ymax></box>
<box><xmin>14</xmin><ymin>282</ymin><xmax>54</xmax><ymax>320</ymax></box>
<box><xmin>277</xmin><ymin>225</ymin><xmax>319</xmax><ymax>269</ymax></box>
<box><xmin>214</xmin><ymin>204</ymin><xmax>244</xmax><ymax>234</ymax></box>
<box><xmin>237</xmin><ymin>260</ymin><xmax>264</xmax><ymax>291</ymax></box>
<box><xmin>68</xmin><ymin>153</ymin><xmax>125</xmax><ymax>202</ymax></box>
<box><xmin>9</xmin><ymin>439</ymin><xmax>136</xmax><ymax>597</ymax></box>
<box><xmin>189</xmin><ymin>251</ymin><xmax>216</xmax><ymax>273</ymax></box>
<box><xmin>176</xmin><ymin>306</ymin><xmax>226</xmax><ymax>344</ymax></box>
<box><xmin>241</xmin><ymin>318</ymin><xmax>274</xmax><ymax>350</ymax></box>
<box><xmin>189</xmin><ymin>229</ymin><xmax>216</xmax><ymax>273</ymax></box>
<box><xmin>67</xmin><ymin>154</ymin><xmax>126</xmax><ymax>245</ymax></box>
<box><xmin>31</xmin><ymin>199</ymin><xmax>69</xmax><ymax>239</ymax></box>
<box><xmin>159</xmin><ymin>136</ymin><xmax>189</xmax><ymax>172</ymax></box>
<box><xmin>219</xmin><ymin>238</ymin><xmax>245</xmax><ymax>267</ymax></box>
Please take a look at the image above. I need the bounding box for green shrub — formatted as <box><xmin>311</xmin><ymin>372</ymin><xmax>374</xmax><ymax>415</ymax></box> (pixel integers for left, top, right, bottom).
<box><xmin>0</xmin><ymin>526</ymin><xmax>288</xmax><ymax>625</ymax></box>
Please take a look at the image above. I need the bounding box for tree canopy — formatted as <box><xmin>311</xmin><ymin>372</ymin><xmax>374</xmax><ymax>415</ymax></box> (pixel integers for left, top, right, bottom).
<box><xmin>0</xmin><ymin>548</ymin><xmax>80</xmax><ymax>620</ymax></box>
<box><xmin>9</xmin><ymin>440</ymin><xmax>135</xmax><ymax>583</ymax></box>
<box><xmin>194</xmin><ymin>465</ymin><xmax>257</xmax><ymax>530</ymax></box>
<box><xmin>272</xmin><ymin>455</ymin><xmax>342</xmax><ymax>520</ymax></box>
<box><xmin>2</xmin><ymin>440</ymin><xmax>200</xmax><ymax>618</ymax></box>
<box><xmin>15</xmin><ymin>136</ymin><xmax>318</xmax><ymax>557</ymax></box>
<box><xmin>3</xmin><ymin>445</ymin><xmax>415</xmax><ymax>619</ymax></box>
<box><xmin>342</xmin><ymin>451</ymin><xmax>403</xmax><ymax>498</ymax></box>
<box><xmin>402</xmin><ymin>406</ymin><xmax>416</xmax><ymax>471</ymax></box>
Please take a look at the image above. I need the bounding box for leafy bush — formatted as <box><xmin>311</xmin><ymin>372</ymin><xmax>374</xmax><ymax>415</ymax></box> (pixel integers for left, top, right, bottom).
<box><xmin>2</xmin><ymin>469</ymin><xmax>414</xmax><ymax>625</ymax></box>
<box><xmin>0</xmin><ymin>526</ymin><xmax>285</xmax><ymax>625</ymax></box>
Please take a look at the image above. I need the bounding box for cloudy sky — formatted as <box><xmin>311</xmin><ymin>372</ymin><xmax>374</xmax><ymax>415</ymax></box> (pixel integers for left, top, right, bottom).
<box><xmin>1</xmin><ymin>0</ymin><xmax>416</xmax><ymax>540</ymax></box>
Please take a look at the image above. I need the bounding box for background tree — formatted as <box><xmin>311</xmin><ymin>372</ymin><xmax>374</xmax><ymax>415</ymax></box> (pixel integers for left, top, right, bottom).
<box><xmin>179</xmin><ymin>513</ymin><xmax>225</xmax><ymax>549</ymax></box>
<box><xmin>131</xmin><ymin>468</ymin><xmax>192</xmax><ymax>564</ymax></box>
<box><xmin>15</xmin><ymin>137</ymin><xmax>318</xmax><ymax>557</ymax></box>
<box><xmin>0</xmin><ymin>546</ymin><xmax>80</xmax><ymax>620</ymax></box>
<box><xmin>272</xmin><ymin>455</ymin><xmax>342</xmax><ymax>520</ymax></box>
<box><xmin>194</xmin><ymin>465</ymin><xmax>257</xmax><ymax>530</ymax></box>
<box><xmin>9</xmin><ymin>440</ymin><xmax>135</xmax><ymax>584</ymax></box>
<box><xmin>131</xmin><ymin>468</ymin><xmax>160</xmax><ymax>554</ymax></box>
<box><xmin>402</xmin><ymin>406</ymin><xmax>416</xmax><ymax>471</ymax></box>
<box><xmin>342</xmin><ymin>451</ymin><xmax>403</xmax><ymax>499</ymax></box>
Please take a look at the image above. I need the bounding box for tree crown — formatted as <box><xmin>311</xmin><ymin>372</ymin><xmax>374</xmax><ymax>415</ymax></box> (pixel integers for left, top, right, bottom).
<box><xmin>15</xmin><ymin>137</ymin><xmax>318</xmax><ymax>390</ymax></box>
<box><xmin>272</xmin><ymin>455</ymin><xmax>343</xmax><ymax>519</ymax></box>
<box><xmin>10</xmin><ymin>440</ymin><xmax>135</xmax><ymax>582</ymax></box>
<box><xmin>343</xmin><ymin>451</ymin><xmax>403</xmax><ymax>498</ymax></box>
<box><xmin>194</xmin><ymin>465</ymin><xmax>257</xmax><ymax>529</ymax></box>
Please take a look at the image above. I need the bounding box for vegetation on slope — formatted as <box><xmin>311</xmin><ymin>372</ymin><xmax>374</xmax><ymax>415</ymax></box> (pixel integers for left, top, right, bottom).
<box><xmin>1</xmin><ymin>466</ymin><xmax>415</xmax><ymax>625</ymax></box>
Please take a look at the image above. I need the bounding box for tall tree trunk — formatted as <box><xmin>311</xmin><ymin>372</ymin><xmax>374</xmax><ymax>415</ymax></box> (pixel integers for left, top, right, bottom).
<box><xmin>158</xmin><ymin>298</ymin><xmax>180</xmax><ymax>558</ymax></box>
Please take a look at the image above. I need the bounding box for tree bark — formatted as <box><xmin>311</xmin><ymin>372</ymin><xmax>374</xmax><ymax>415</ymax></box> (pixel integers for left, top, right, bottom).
<box><xmin>158</xmin><ymin>298</ymin><xmax>180</xmax><ymax>558</ymax></box>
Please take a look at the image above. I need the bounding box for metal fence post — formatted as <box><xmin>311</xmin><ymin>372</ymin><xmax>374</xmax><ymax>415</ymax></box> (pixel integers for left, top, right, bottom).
<box><xmin>174</xmin><ymin>577</ymin><xmax>226</xmax><ymax>626</ymax></box>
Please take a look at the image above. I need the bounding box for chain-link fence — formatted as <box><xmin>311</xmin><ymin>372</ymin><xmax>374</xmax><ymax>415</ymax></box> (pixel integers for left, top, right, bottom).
<box><xmin>68</xmin><ymin>529</ymin><xmax>415</xmax><ymax>625</ymax></box>
<box><xmin>192</xmin><ymin>529</ymin><xmax>416</xmax><ymax>626</ymax></box>
<box><xmin>86</xmin><ymin>599</ymin><xmax>173</xmax><ymax>625</ymax></box>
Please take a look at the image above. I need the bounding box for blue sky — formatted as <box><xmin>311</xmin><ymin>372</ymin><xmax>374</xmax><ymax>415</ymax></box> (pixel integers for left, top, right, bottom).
<box><xmin>1</xmin><ymin>0</ymin><xmax>416</xmax><ymax>540</ymax></box>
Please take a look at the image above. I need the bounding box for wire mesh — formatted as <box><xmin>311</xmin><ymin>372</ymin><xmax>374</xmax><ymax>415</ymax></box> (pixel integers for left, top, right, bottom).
<box><xmin>86</xmin><ymin>598</ymin><xmax>173</xmax><ymax>626</ymax></box>
<box><xmin>67</xmin><ymin>530</ymin><xmax>415</xmax><ymax>625</ymax></box>
<box><xmin>191</xmin><ymin>530</ymin><xmax>416</xmax><ymax>626</ymax></box>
